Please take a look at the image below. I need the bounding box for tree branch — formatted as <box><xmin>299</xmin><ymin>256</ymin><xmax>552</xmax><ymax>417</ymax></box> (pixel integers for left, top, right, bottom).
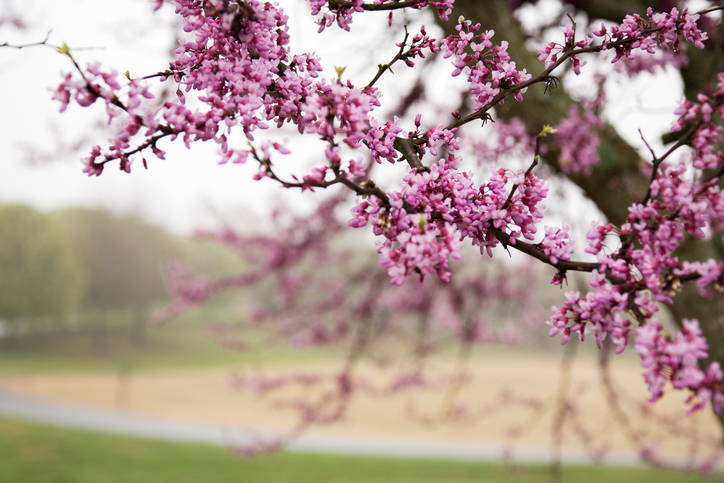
<box><xmin>361</xmin><ymin>1</ymin><xmax>423</xmax><ymax>12</ymax></box>
<box><xmin>487</xmin><ymin>227</ymin><xmax>600</xmax><ymax>274</ymax></box>
<box><xmin>0</xmin><ymin>31</ymin><xmax>54</xmax><ymax>49</ymax></box>
<box><xmin>393</xmin><ymin>136</ymin><xmax>426</xmax><ymax>171</ymax></box>
<box><xmin>367</xmin><ymin>26</ymin><xmax>410</xmax><ymax>88</ymax></box>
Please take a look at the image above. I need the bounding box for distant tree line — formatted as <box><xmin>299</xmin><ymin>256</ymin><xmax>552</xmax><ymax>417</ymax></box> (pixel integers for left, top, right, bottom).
<box><xmin>0</xmin><ymin>205</ymin><xmax>186</xmax><ymax>345</ymax></box>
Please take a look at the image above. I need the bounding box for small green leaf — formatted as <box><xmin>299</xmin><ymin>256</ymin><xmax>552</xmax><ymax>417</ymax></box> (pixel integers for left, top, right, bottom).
<box><xmin>335</xmin><ymin>65</ymin><xmax>347</xmax><ymax>81</ymax></box>
<box><xmin>57</xmin><ymin>43</ymin><xmax>71</xmax><ymax>57</ymax></box>
<box><xmin>538</xmin><ymin>125</ymin><xmax>557</xmax><ymax>137</ymax></box>
<box><xmin>124</xmin><ymin>70</ymin><xmax>131</xmax><ymax>81</ymax></box>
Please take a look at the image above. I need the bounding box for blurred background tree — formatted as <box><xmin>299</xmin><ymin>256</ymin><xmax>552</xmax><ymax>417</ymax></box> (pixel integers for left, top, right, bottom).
<box><xmin>0</xmin><ymin>204</ymin><xmax>86</xmax><ymax>344</ymax></box>
<box><xmin>56</xmin><ymin>208</ymin><xmax>182</xmax><ymax>347</ymax></box>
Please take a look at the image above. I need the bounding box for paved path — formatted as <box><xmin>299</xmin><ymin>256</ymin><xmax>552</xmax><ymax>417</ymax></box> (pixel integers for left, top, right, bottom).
<box><xmin>0</xmin><ymin>385</ymin><xmax>694</xmax><ymax>468</ymax></box>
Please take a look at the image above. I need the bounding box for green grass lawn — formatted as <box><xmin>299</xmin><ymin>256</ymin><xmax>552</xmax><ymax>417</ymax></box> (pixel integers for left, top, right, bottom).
<box><xmin>0</xmin><ymin>417</ymin><xmax>718</xmax><ymax>483</ymax></box>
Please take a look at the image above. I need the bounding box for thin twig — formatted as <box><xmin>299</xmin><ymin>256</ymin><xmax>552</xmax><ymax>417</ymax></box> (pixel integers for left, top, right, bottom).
<box><xmin>361</xmin><ymin>1</ymin><xmax>423</xmax><ymax>12</ymax></box>
<box><xmin>504</xmin><ymin>135</ymin><xmax>543</xmax><ymax>208</ymax></box>
<box><xmin>0</xmin><ymin>31</ymin><xmax>54</xmax><ymax>49</ymax></box>
<box><xmin>367</xmin><ymin>26</ymin><xmax>410</xmax><ymax>88</ymax></box>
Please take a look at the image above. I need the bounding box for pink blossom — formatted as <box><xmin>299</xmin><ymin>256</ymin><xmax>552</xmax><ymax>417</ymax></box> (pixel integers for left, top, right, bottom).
<box><xmin>541</xmin><ymin>224</ymin><xmax>574</xmax><ymax>266</ymax></box>
<box><xmin>442</xmin><ymin>19</ymin><xmax>530</xmax><ymax>111</ymax></box>
<box><xmin>554</xmin><ymin>102</ymin><xmax>605</xmax><ymax>175</ymax></box>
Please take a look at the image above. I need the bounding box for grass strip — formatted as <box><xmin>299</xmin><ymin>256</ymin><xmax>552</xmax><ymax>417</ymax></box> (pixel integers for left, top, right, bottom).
<box><xmin>0</xmin><ymin>417</ymin><xmax>718</xmax><ymax>483</ymax></box>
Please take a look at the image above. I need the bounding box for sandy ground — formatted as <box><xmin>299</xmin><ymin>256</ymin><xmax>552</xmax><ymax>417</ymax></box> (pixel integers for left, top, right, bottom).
<box><xmin>1</xmin><ymin>350</ymin><xmax>721</xmax><ymax>462</ymax></box>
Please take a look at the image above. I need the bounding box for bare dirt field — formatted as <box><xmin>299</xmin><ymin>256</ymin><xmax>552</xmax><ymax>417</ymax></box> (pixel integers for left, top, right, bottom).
<box><xmin>1</xmin><ymin>349</ymin><xmax>721</xmax><ymax>460</ymax></box>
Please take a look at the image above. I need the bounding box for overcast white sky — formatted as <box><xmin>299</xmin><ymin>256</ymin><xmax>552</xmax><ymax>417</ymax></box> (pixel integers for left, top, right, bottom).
<box><xmin>0</xmin><ymin>0</ymin><xmax>689</xmax><ymax>238</ymax></box>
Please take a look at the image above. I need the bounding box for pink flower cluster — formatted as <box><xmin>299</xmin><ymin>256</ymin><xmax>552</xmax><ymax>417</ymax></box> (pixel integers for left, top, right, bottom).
<box><xmin>52</xmin><ymin>62</ymin><xmax>156</xmax><ymax>175</ymax></box>
<box><xmin>635</xmin><ymin>319</ymin><xmax>724</xmax><ymax>413</ymax></box>
<box><xmin>349</xmin><ymin>161</ymin><xmax>466</xmax><ymax>284</ymax></box>
<box><xmin>613</xmin><ymin>48</ymin><xmax>686</xmax><ymax>77</ymax></box>
<box><xmin>54</xmin><ymin>0</ymin><xmax>397</xmax><ymax>187</ymax></box>
<box><xmin>537</xmin><ymin>8</ymin><xmax>708</xmax><ymax>75</ymax></box>
<box><xmin>548</xmin><ymin>143</ymin><xmax>724</xmax><ymax>410</ymax></box>
<box><xmin>302</xmin><ymin>79</ymin><xmax>380</xmax><ymax>148</ymax></box>
<box><xmin>675</xmin><ymin>260</ymin><xmax>724</xmax><ymax>296</ymax></box>
<box><xmin>379</xmin><ymin>216</ymin><xmax>463</xmax><ymax>285</ymax></box>
<box><xmin>441</xmin><ymin>17</ymin><xmax>531</xmax><ymax>110</ymax></box>
<box><xmin>168</xmin><ymin>0</ymin><xmax>324</xmax><ymax>140</ymax></box>
<box><xmin>397</xmin><ymin>24</ymin><xmax>439</xmax><ymax>68</ymax></box>
<box><xmin>672</xmin><ymin>74</ymin><xmax>724</xmax><ymax>170</ymax></box>
<box><xmin>309</xmin><ymin>0</ymin><xmax>364</xmax><ymax>32</ymax></box>
<box><xmin>309</xmin><ymin>0</ymin><xmax>453</xmax><ymax>33</ymax></box>
<box><xmin>53</xmin><ymin>0</ymin><xmax>314</xmax><ymax>172</ymax></box>
<box><xmin>161</xmin><ymin>259</ymin><xmax>216</xmax><ymax>312</ymax></box>
<box><xmin>554</xmin><ymin>102</ymin><xmax>606</xmax><ymax>175</ymax></box>
<box><xmin>365</xmin><ymin>117</ymin><xmax>402</xmax><ymax>163</ymax></box>
<box><xmin>472</xmin><ymin>118</ymin><xmax>534</xmax><ymax>165</ymax></box>
<box><xmin>592</xmin><ymin>7</ymin><xmax>707</xmax><ymax>63</ymax></box>
<box><xmin>537</xmin><ymin>22</ymin><xmax>592</xmax><ymax>75</ymax></box>
<box><xmin>418</xmin><ymin>0</ymin><xmax>454</xmax><ymax>22</ymax></box>
<box><xmin>423</xmin><ymin>123</ymin><xmax>460</xmax><ymax>157</ymax></box>
<box><xmin>548</xmin><ymin>222</ymin><xmax>634</xmax><ymax>352</ymax></box>
<box><xmin>648</xmin><ymin>7</ymin><xmax>708</xmax><ymax>49</ymax></box>
<box><xmin>159</xmin><ymin>198</ymin><xmax>345</xmax><ymax>319</ymax></box>
<box><xmin>350</xmin><ymin>154</ymin><xmax>551</xmax><ymax>283</ymax></box>
<box><xmin>52</xmin><ymin>64</ymin><xmax>116</xmax><ymax>113</ymax></box>
<box><xmin>647</xmin><ymin>164</ymin><xmax>706</xmax><ymax>239</ymax></box>
<box><xmin>541</xmin><ymin>224</ymin><xmax>574</xmax><ymax>266</ymax></box>
<box><xmin>547</xmin><ymin>281</ymin><xmax>631</xmax><ymax>352</ymax></box>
